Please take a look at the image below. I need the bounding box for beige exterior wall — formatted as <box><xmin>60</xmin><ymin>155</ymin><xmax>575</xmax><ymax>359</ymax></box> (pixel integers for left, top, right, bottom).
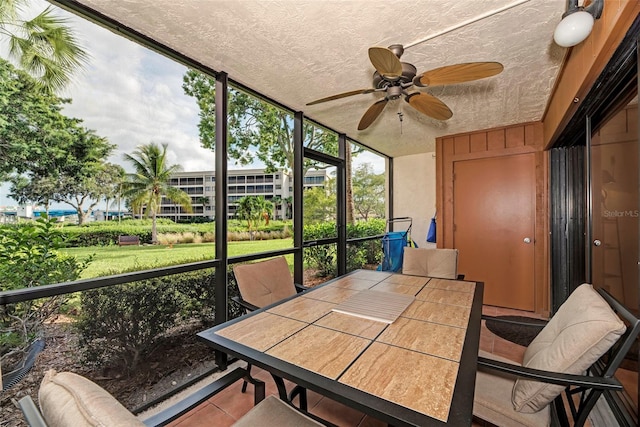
<box><xmin>392</xmin><ymin>152</ymin><xmax>436</xmax><ymax>247</ymax></box>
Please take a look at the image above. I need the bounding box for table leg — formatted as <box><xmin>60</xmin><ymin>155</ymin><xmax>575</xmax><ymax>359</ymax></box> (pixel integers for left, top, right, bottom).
<box><xmin>269</xmin><ymin>374</ymin><xmax>308</xmax><ymax>411</ymax></box>
<box><xmin>242</xmin><ymin>372</ymin><xmax>265</xmax><ymax>405</ymax></box>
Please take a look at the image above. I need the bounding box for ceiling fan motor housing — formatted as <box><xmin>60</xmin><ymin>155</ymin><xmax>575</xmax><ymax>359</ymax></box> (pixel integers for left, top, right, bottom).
<box><xmin>372</xmin><ymin>62</ymin><xmax>417</xmax><ymax>89</ymax></box>
<box><xmin>306</xmin><ymin>43</ymin><xmax>503</xmax><ymax>130</ymax></box>
<box><xmin>386</xmin><ymin>85</ymin><xmax>404</xmax><ymax>100</ymax></box>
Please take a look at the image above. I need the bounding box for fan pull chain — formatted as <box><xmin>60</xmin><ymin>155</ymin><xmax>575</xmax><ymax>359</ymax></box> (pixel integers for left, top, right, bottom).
<box><xmin>397</xmin><ymin>112</ymin><xmax>404</xmax><ymax>134</ymax></box>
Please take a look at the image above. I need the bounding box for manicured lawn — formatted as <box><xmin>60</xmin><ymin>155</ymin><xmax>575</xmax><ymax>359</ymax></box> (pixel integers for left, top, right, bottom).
<box><xmin>62</xmin><ymin>239</ymin><xmax>294</xmax><ymax>278</ymax></box>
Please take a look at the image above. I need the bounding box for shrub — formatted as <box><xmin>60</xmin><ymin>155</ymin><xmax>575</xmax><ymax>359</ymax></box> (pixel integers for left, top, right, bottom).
<box><xmin>0</xmin><ymin>218</ymin><xmax>92</xmax><ymax>357</ymax></box>
<box><xmin>60</xmin><ymin>219</ymin><xmax>293</xmax><ymax>246</ymax></box>
<box><xmin>157</xmin><ymin>233</ymin><xmax>180</xmax><ymax>245</ymax></box>
<box><xmin>303</xmin><ymin>219</ymin><xmax>385</xmax><ymax>276</ymax></box>
<box><xmin>76</xmin><ymin>268</ymin><xmax>243</xmax><ymax>373</ymax></box>
<box><xmin>302</xmin><ymin>222</ymin><xmax>337</xmax><ymax>277</ymax></box>
<box><xmin>201</xmin><ymin>232</ymin><xmax>215</xmax><ymax>242</ymax></box>
<box><xmin>76</xmin><ymin>278</ymin><xmax>184</xmax><ymax>371</ymax></box>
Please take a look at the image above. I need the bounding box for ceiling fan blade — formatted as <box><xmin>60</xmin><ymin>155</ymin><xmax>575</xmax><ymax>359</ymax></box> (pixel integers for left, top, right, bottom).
<box><xmin>406</xmin><ymin>92</ymin><xmax>453</xmax><ymax>121</ymax></box>
<box><xmin>369</xmin><ymin>47</ymin><xmax>402</xmax><ymax>78</ymax></box>
<box><xmin>415</xmin><ymin>62</ymin><xmax>504</xmax><ymax>87</ymax></box>
<box><xmin>358</xmin><ymin>99</ymin><xmax>388</xmax><ymax>130</ymax></box>
<box><xmin>306</xmin><ymin>89</ymin><xmax>375</xmax><ymax>106</ymax></box>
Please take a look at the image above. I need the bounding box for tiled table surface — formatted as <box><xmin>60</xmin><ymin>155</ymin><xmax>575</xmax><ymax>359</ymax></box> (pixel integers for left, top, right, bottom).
<box><xmin>202</xmin><ymin>270</ymin><xmax>482</xmax><ymax>426</ymax></box>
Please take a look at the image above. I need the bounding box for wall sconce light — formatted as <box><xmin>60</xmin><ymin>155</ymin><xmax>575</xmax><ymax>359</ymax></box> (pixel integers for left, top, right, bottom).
<box><xmin>553</xmin><ymin>0</ymin><xmax>604</xmax><ymax>47</ymax></box>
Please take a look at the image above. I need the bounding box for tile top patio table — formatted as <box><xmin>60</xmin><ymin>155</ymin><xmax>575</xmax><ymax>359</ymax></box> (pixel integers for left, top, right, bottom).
<box><xmin>197</xmin><ymin>269</ymin><xmax>484</xmax><ymax>427</ymax></box>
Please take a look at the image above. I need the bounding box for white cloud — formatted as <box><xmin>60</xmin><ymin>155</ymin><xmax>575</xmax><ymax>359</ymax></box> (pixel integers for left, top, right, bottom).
<box><xmin>0</xmin><ymin>1</ymin><xmax>384</xmax><ymax>208</ymax></box>
<box><xmin>1</xmin><ymin>0</ymin><xmax>212</xmax><ymax>207</ymax></box>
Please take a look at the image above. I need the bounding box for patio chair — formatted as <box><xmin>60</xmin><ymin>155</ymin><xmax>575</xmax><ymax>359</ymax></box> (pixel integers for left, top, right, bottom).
<box><xmin>18</xmin><ymin>367</ymin><xmax>327</xmax><ymax>427</ymax></box>
<box><xmin>474</xmin><ymin>283</ymin><xmax>640</xmax><ymax>427</ymax></box>
<box><xmin>401</xmin><ymin>247</ymin><xmax>460</xmax><ymax>279</ymax></box>
<box><xmin>232</xmin><ymin>256</ymin><xmax>309</xmax><ymax>408</ymax></box>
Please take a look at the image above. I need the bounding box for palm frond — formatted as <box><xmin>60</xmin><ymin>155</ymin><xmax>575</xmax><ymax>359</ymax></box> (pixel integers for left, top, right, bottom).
<box><xmin>4</xmin><ymin>5</ymin><xmax>88</xmax><ymax>92</ymax></box>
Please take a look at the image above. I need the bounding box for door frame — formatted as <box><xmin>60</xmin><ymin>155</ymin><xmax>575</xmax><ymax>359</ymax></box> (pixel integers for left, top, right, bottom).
<box><xmin>436</xmin><ymin>122</ymin><xmax>549</xmax><ymax>316</ymax></box>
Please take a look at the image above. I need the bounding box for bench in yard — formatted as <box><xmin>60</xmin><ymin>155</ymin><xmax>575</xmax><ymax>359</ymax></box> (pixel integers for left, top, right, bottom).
<box><xmin>118</xmin><ymin>235</ymin><xmax>140</xmax><ymax>246</ymax></box>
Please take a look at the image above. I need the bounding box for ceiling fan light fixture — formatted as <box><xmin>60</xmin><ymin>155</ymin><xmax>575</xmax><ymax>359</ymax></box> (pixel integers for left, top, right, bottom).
<box><xmin>553</xmin><ymin>0</ymin><xmax>603</xmax><ymax>48</ymax></box>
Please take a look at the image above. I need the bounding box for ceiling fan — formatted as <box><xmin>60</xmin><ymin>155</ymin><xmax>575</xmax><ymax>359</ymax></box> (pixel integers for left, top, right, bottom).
<box><xmin>306</xmin><ymin>44</ymin><xmax>504</xmax><ymax>130</ymax></box>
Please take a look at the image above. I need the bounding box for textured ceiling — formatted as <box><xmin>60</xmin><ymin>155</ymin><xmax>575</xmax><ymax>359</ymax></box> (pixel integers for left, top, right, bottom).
<box><xmin>61</xmin><ymin>0</ymin><xmax>568</xmax><ymax>157</ymax></box>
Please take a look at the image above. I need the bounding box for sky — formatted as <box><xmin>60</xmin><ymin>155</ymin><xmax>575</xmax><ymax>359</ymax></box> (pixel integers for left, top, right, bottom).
<box><xmin>0</xmin><ymin>0</ymin><xmax>384</xmax><ymax>209</ymax></box>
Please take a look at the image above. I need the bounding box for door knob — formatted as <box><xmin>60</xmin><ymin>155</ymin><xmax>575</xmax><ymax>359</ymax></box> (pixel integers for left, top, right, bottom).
<box><xmin>523</xmin><ymin>237</ymin><xmax>531</xmax><ymax>244</ymax></box>
<box><xmin>594</xmin><ymin>239</ymin><xmax>602</xmax><ymax>247</ymax></box>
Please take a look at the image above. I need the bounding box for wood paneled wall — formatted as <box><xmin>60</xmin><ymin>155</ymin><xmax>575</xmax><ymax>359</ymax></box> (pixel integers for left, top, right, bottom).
<box><xmin>544</xmin><ymin>1</ymin><xmax>640</xmax><ymax>147</ymax></box>
<box><xmin>436</xmin><ymin>122</ymin><xmax>549</xmax><ymax>315</ymax></box>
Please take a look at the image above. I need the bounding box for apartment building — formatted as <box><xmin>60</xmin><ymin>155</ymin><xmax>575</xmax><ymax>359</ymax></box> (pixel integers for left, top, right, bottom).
<box><xmin>159</xmin><ymin>168</ymin><xmax>329</xmax><ymax>221</ymax></box>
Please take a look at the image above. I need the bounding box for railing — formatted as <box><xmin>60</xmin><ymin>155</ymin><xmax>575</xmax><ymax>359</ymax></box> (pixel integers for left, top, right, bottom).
<box><xmin>0</xmin><ymin>235</ymin><xmax>384</xmax><ymax>416</ymax></box>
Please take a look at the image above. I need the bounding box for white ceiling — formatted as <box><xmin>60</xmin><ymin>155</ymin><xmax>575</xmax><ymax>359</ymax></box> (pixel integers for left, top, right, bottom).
<box><xmin>62</xmin><ymin>0</ymin><xmax>568</xmax><ymax>157</ymax></box>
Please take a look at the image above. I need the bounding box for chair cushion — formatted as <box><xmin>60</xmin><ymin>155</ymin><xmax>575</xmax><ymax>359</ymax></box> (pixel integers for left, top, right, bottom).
<box><xmin>232</xmin><ymin>395</ymin><xmax>324</xmax><ymax>427</ymax></box>
<box><xmin>233</xmin><ymin>257</ymin><xmax>297</xmax><ymax>308</ymax></box>
<box><xmin>402</xmin><ymin>247</ymin><xmax>429</xmax><ymax>276</ymax></box>
<box><xmin>402</xmin><ymin>247</ymin><xmax>458</xmax><ymax>279</ymax></box>
<box><xmin>425</xmin><ymin>248</ymin><xmax>458</xmax><ymax>279</ymax></box>
<box><xmin>475</xmin><ymin>351</ymin><xmax>550</xmax><ymax>427</ymax></box>
<box><xmin>512</xmin><ymin>284</ymin><xmax>626</xmax><ymax>413</ymax></box>
<box><xmin>38</xmin><ymin>369</ymin><xmax>145</xmax><ymax>427</ymax></box>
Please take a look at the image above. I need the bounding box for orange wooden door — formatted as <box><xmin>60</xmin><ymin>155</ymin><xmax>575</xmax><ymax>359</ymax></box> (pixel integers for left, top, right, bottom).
<box><xmin>453</xmin><ymin>154</ymin><xmax>536</xmax><ymax>311</ymax></box>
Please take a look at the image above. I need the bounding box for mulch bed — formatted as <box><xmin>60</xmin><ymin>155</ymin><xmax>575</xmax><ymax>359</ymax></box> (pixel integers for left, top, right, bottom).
<box><xmin>1</xmin><ymin>319</ymin><xmax>217</xmax><ymax>427</ymax></box>
<box><xmin>2</xmin><ymin>269</ymin><xmax>337</xmax><ymax>426</ymax></box>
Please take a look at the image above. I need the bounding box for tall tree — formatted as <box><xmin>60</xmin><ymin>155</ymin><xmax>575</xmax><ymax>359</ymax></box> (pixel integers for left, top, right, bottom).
<box><xmin>0</xmin><ymin>0</ymin><xmax>88</xmax><ymax>92</ymax></box>
<box><xmin>0</xmin><ymin>58</ymin><xmax>72</xmax><ymax>180</ymax></box>
<box><xmin>101</xmin><ymin>164</ymin><xmax>126</xmax><ymax>220</ymax></box>
<box><xmin>48</xmin><ymin>129</ymin><xmax>116</xmax><ymax>224</ymax></box>
<box><xmin>352</xmin><ymin>163</ymin><xmax>385</xmax><ymax>221</ymax></box>
<box><xmin>8</xmin><ymin>174</ymin><xmax>59</xmax><ymax>214</ymax></box>
<box><xmin>271</xmin><ymin>195</ymin><xmax>282</xmax><ymax>220</ymax></box>
<box><xmin>1</xmin><ymin>58</ymin><xmax>117</xmax><ymax>222</ymax></box>
<box><xmin>303</xmin><ymin>177</ymin><xmax>336</xmax><ymax>224</ymax></box>
<box><xmin>122</xmin><ymin>143</ymin><xmax>193</xmax><ymax>243</ymax></box>
<box><xmin>183</xmin><ymin>71</ymin><xmax>339</xmax><ymax>174</ymax></box>
<box><xmin>236</xmin><ymin>195</ymin><xmax>272</xmax><ymax>238</ymax></box>
<box><xmin>183</xmin><ymin>70</ymin><xmax>360</xmax><ymax>221</ymax></box>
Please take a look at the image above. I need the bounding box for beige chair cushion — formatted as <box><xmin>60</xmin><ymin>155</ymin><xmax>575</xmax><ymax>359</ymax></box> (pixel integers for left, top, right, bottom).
<box><xmin>402</xmin><ymin>247</ymin><xmax>429</xmax><ymax>276</ymax></box>
<box><xmin>475</xmin><ymin>351</ymin><xmax>550</xmax><ymax>427</ymax></box>
<box><xmin>512</xmin><ymin>284</ymin><xmax>626</xmax><ymax>413</ymax></box>
<box><xmin>233</xmin><ymin>256</ymin><xmax>297</xmax><ymax>308</ymax></box>
<box><xmin>402</xmin><ymin>247</ymin><xmax>458</xmax><ymax>279</ymax></box>
<box><xmin>233</xmin><ymin>395</ymin><xmax>324</xmax><ymax>427</ymax></box>
<box><xmin>38</xmin><ymin>369</ymin><xmax>145</xmax><ymax>427</ymax></box>
<box><xmin>425</xmin><ymin>248</ymin><xmax>458</xmax><ymax>279</ymax></box>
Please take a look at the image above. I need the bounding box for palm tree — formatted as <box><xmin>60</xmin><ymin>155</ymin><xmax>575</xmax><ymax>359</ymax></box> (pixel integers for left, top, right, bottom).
<box><xmin>271</xmin><ymin>195</ymin><xmax>282</xmax><ymax>220</ymax></box>
<box><xmin>101</xmin><ymin>163</ymin><xmax>125</xmax><ymax>221</ymax></box>
<box><xmin>283</xmin><ymin>196</ymin><xmax>293</xmax><ymax>220</ymax></box>
<box><xmin>236</xmin><ymin>196</ymin><xmax>272</xmax><ymax>239</ymax></box>
<box><xmin>195</xmin><ymin>195</ymin><xmax>208</xmax><ymax>212</ymax></box>
<box><xmin>122</xmin><ymin>143</ymin><xmax>192</xmax><ymax>244</ymax></box>
<box><xmin>259</xmin><ymin>197</ymin><xmax>273</xmax><ymax>225</ymax></box>
<box><xmin>1</xmin><ymin>0</ymin><xmax>88</xmax><ymax>92</ymax></box>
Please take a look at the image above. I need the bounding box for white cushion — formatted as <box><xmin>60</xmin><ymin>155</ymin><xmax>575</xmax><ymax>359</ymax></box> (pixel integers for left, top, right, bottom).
<box><xmin>402</xmin><ymin>247</ymin><xmax>458</xmax><ymax>279</ymax></box>
<box><xmin>402</xmin><ymin>247</ymin><xmax>429</xmax><ymax>276</ymax></box>
<box><xmin>475</xmin><ymin>351</ymin><xmax>550</xmax><ymax>427</ymax></box>
<box><xmin>232</xmin><ymin>395</ymin><xmax>324</xmax><ymax>427</ymax></box>
<box><xmin>38</xmin><ymin>370</ymin><xmax>145</xmax><ymax>427</ymax></box>
<box><xmin>425</xmin><ymin>248</ymin><xmax>458</xmax><ymax>279</ymax></box>
<box><xmin>512</xmin><ymin>284</ymin><xmax>626</xmax><ymax>413</ymax></box>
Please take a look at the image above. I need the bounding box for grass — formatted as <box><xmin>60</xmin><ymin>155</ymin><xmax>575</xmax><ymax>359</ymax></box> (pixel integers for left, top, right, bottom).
<box><xmin>62</xmin><ymin>239</ymin><xmax>295</xmax><ymax>278</ymax></box>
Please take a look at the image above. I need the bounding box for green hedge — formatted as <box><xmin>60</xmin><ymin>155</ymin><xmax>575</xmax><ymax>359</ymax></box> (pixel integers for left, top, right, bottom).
<box><xmin>303</xmin><ymin>219</ymin><xmax>385</xmax><ymax>276</ymax></box>
<box><xmin>76</xmin><ymin>267</ymin><xmax>244</xmax><ymax>372</ymax></box>
<box><xmin>61</xmin><ymin>219</ymin><xmax>293</xmax><ymax>246</ymax></box>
